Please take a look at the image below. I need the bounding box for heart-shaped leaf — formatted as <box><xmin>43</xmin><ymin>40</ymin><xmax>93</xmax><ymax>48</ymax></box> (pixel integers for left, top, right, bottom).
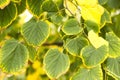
<box><xmin>21</xmin><ymin>18</ymin><xmax>50</xmax><ymax>46</ymax></box>
<box><xmin>81</xmin><ymin>45</ymin><xmax>108</xmax><ymax>67</ymax></box>
<box><xmin>65</xmin><ymin>36</ymin><xmax>88</xmax><ymax>56</ymax></box>
<box><xmin>0</xmin><ymin>39</ymin><xmax>28</xmax><ymax>73</ymax></box>
<box><xmin>43</xmin><ymin>49</ymin><xmax>70</xmax><ymax>79</ymax></box>
<box><xmin>62</xmin><ymin>18</ymin><xmax>83</xmax><ymax>35</ymax></box>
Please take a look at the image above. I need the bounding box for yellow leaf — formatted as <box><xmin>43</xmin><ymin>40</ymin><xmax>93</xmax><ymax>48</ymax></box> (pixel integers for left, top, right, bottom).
<box><xmin>88</xmin><ymin>30</ymin><xmax>108</xmax><ymax>48</ymax></box>
<box><xmin>81</xmin><ymin>4</ymin><xmax>104</xmax><ymax>24</ymax></box>
<box><xmin>76</xmin><ymin>0</ymin><xmax>98</xmax><ymax>7</ymax></box>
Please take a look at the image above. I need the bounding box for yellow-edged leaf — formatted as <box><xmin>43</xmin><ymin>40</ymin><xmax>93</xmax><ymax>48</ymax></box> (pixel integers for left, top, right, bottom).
<box><xmin>64</xmin><ymin>0</ymin><xmax>77</xmax><ymax>16</ymax></box>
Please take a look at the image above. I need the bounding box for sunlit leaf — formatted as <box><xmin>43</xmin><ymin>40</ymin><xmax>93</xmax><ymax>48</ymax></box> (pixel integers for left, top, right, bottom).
<box><xmin>0</xmin><ymin>39</ymin><xmax>28</xmax><ymax>73</ymax></box>
<box><xmin>43</xmin><ymin>49</ymin><xmax>70</xmax><ymax>79</ymax></box>
<box><xmin>81</xmin><ymin>5</ymin><xmax>104</xmax><ymax>24</ymax></box>
<box><xmin>62</xmin><ymin>18</ymin><xmax>82</xmax><ymax>35</ymax></box>
<box><xmin>21</xmin><ymin>18</ymin><xmax>50</xmax><ymax>46</ymax></box>
<box><xmin>106</xmin><ymin>32</ymin><xmax>120</xmax><ymax>58</ymax></box>
<box><xmin>76</xmin><ymin>0</ymin><xmax>98</xmax><ymax>7</ymax></box>
<box><xmin>65</xmin><ymin>36</ymin><xmax>88</xmax><ymax>56</ymax></box>
<box><xmin>81</xmin><ymin>45</ymin><xmax>108</xmax><ymax>67</ymax></box>
<box><xmin>0</xmin><ymin>3</ymin><xmax>17</xmax><ymax>28</ymax></box>
<box><xmin>76</xmin><ymin>0</ymin><xmax>104</xmax><ymax>24</ymax></box>
<box><xmin>0</xmin><ymin>0</ymin><xmax>10</xmax><ymax>9</ymax></box>
<box><xmin>88</xmin><ymin>30</ymin><xmax>108</xmax><ymax>48</ymax></box>
<box><xmin>71</xmin><ymin>65</ymin><xmax>103</xmax><ymax>80</ymax></box>
<box><xmin>64</xmin><ymin>0</ymin><xmax>77</xmax><ymax>16</ymax></box>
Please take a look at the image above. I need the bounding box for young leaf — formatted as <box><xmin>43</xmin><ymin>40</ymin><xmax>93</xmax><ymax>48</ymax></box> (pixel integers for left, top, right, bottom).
<box><xmin>0</xmin><ymin>3</ymin><xmax>17</xmax><ymax>28</ymax></box>
<box><xmin>71</xmin><ymin>65</ymin><xmax>103</xmax><ymax>80</ymax></box>
<box><xmin>106</xmin><ymin>32</ymin><xmax>120</xmax><ymax>58</ymax></box>
<box><xmin>62</xmin><ymin>18</ymin><xmax>82</xmax><ymax>35</ymax></box>
<box><xmin>81</xmin><ymin>45</ymin><xmax>108</xmax><ymax>67</ymax></box>
<box><xmin>65</xmin><ymin>36</ymin><xmax>88</xmax><ymax>56</ymax></box>
<box><xmin>21</xmin><ymin>18</ymin><xmax>50</xmax><ymax>46</ymax></box>
<box><xmin>0</xmin><ymin>39</ymin><xmax>28</xmax><ymax>73</ymax></box>
<box><xmin>26</xmin><ymin>0</ymin><xmax>44</xmax><ymax>17</ymax></box>
<box><xmin>0</xmin><ymin>0</ymin><xmax>10</xmax><ymax>9</ymax></box>
<box><xmin>88</xmin><ymin>30</ymin><xmax>108</xmax><ymax>48</ymax></box>
<box><xmin>76</xmin><ymin>0</ymin><xmax>104</xmax><ymax>24</ymax></box>
<box><xmin>43</xmin><ymin>49</ymin><xmax>70</xmax><ymax>79</ymax></box>
<box><xmin>104</xmin><ymin>57</ymin><xmax>120</xmax><ymax>79</ymax></box>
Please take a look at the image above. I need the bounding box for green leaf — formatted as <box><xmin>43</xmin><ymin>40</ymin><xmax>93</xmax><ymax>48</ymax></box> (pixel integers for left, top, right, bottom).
<box><xmin>21</xmin><ymin>18</ymin><xmax>50</xmax><ymax>46</ymax></box>
<box><xmin>26</xmin><ymin>0</ymin><xmax>44</xmax><ymax>17</ymax></box>
<box><xmin>111</xmin><ymin>14</ymin><xmax>120</xmax><ymax>38</ymax></box>
<box><xmin>50</xmin><ymin>14</ymin><xmax>63</xmax><ymax>25</ymax></box>
<box><xmin>27</xmin><ymin>45</ymin><xmax>37</xmax><ymax>62</ymax></box>
<box><xmin>0</xmin><ymin>0</ymin><xmax>10</xmax><ymax>9</ymax></box>
<box><xmin>65</xmin><ymin>36</ymin><xmax>88</xmax><ymax>56</ymax></box>
<box><xmin>88</xmin><ymin>30</ymin><xmax>108</xmax><ymax>48</ymax></box>
<box><xmin>0</xmin><ymin>3</ymin><xmax>17</xmax><ymax>28</ymax></box>
<box><xmin>101</xmin><ymin>9</ymin><xmax>111</xmax><ymax>28</ymax></box>
<box><xmin>11</xmin><ymin>0</ymin><xmax>21</xmax><ymax>3</ymax></box>
<box><xmin>15</xmin><ymin>0</ymin><xmax>26</xmax><ymax>15</ymax></box>
<box><xmin>43</xmin><ymin>49</ymin><xmax>70</xmax><ymax>79</ymax></box>
<box><xmin>85</xmin><ymin>20</ymin><xmax>99</xmax><ymax>33</ymax></box>
<box><xmin>81</xmin><ymin>45</ymin><xmax>108</xmax><ymax>67</ymax></box>
<box><xmin>98</xmin><ymin>0</ymin><xmax>108</xmax><ymax>5</ymax></box>
<box><xmin>71</xmin><ymin>65</ymin><xmax>103</xmax><ymax>80</ymax></box>
<box><xmin>106</xmin><ymin>32</ymin><xmax>120</xmax><ymax>58</ymax></box>
<box><xmin>107</xmin><ymin>0</ymin><xmax>120</xmax><ymax>9</ymax></box>
<box><xmin>62</xmin><ymin>19</ymin><xmax>83</xmax><ymax>35</ymax></box>
<box><xmin>0</xmin><ymin>39</ymin><xmax>28</xmax><ymax>73</ymax></box>
<box><xmin>41</xmin><ymin>0</ymin><xmax>58</xmax><ymax>12</ymax></box>
<box><xmin>104</xmin><ymin>57</ymin><xmax>120</xmax><ymax>79</ymax></box>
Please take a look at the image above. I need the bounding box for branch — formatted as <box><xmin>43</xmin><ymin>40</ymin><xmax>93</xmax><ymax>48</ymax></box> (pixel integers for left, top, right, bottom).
<box><xmin>42</xmin><ymin>42</ymin><xmax>63</xmax><ymax>46</ymax></box>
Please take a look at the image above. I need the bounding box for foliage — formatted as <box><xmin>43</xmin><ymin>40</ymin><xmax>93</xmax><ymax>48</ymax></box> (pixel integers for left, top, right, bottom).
<box><xmin>0</xmin><ymin>0</ymin><xmax>120</xmax><ymax>80</ymax></box>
